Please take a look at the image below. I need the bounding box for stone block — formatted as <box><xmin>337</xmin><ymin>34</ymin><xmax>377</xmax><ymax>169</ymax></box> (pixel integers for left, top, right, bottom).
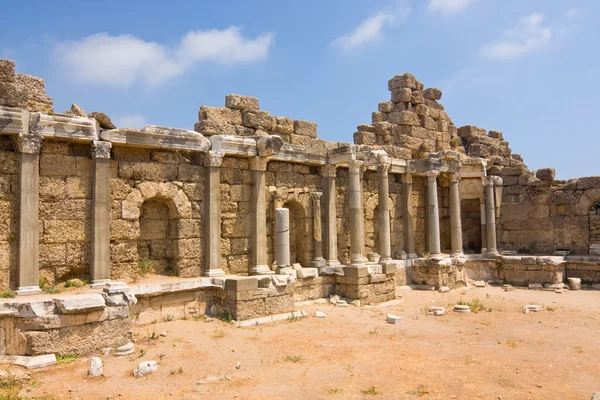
<box><xmin>272</xmin><ymin>116</ymin><xmax>294</xmax><ymax>134</ymax></box>
<box><xmin>0</xmin><ymin>59</ymin><xmax>15</xmax><ymax>82</ymax></box>
<box><xmin>293</xmin><ymin>120</ymin><xmax>317</xmax><ymax>138</ymax></box>
<box><xmin>423</xmin><ymin>88</ymin><xmax>442</xmax><ymax>100</ymax></box>
<box><xmin>387</xmin><ymin>314</ymin><xmax>403</xmax><ymax>324</ymax></box>
<box><xmin>388</xmin><ymin>73</ymin><xmax>418</xmax><ymax>90</ymax></box>
<box><xmin>388</xmin><ymin>111</ymin><xmax>420</xmax><ymax>126</ymax></box>
<box><xmin>225</xmin><ymin>277</ymin><xmax>258</xmax><ymax>292</ymax></box>
<box><xmin>134</xmin><ymin>360</ymin><xmax>158</xmax><ymax>377</ymax></box>
<box><xmin>378</xmin><ymin>102</ymin><xmax>393</xmax><ymax>112</ymax></box>
<box><xmin>225</xmin><ymin>94</ymin><xmax>259</xmax><ymax>111</ymax></box>
<box><xmin>297</xmin><ymin>268</ymin><xmax>318</xmax><ymax>279</ymax></box>
<box><xmin>54</xmin><ymin>294</ymin><xmax>106</xmax><ymax>314</ymax></box>
<box><xmin>344</xmin><ymin>266</ymin><xmax>369</xmax><ymax>278</ymax></box>
<box><xmin>391</xmin><ymin>88</ymin><xmax>412</xmax><ymax>103</ymax></box>
<box><xmin>536</xmin><ymin>168</ymin><xmax>555</xmax><ymax>181</ymax></box>
<box><xmin>242</xmin><ymin>110</ymin><xmax>273</xmax><ymax>129</ymax></box>
<box><xmin>0</xmin><ymin>82</ymin><xmax>26</xmax><ymax>108</ymax></box>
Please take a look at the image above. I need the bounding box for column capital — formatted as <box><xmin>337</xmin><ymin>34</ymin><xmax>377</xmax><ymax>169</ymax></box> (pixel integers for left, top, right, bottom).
<box><xmin>203</xmin><ymin>151</ymin><xmax>224</xmax><ymax>167</ymax></box>
<box><xmin>92</xmin><ymin>141</ymin><xmax>112</xmax><ymax>159</ymax></box>
<box><xmin>377</xmin><ymin>160</ymin><xmax>391</xmax><ymax>177</ymax></box>
<box><xmin>249</xmin><ymin>156</ymin><xmax>269</xmax><ymax>171</ymax></box>
<box><xmin>449</xmin><ymin>172</ymin><xmax>460</xmax><ymax>184</ymax></box>
<box><xmin>320</xmin><ymin>164</ymin><xmax>337</xmax><ymax>178</ymax></box>
<box><xmin>348</xmin><ymin>159</ymin><xmax>364</xmax><ymax>174</ymax></box>
<box><xmin>485</xmin><ymin>175</ymin><xmax>495</xmax><ymax>186</ymax></box>
<box><xmin>401</xmin><ymin>173</ymin><xmax>413</xmax><ymax>184</ymax></box>
<box><xmin>309</xmin><ymin>191</ymin><xmax>323</xmax><ymax>203</ymax></box>
<box><xmin>424</xmin><ymin>170</ymin><xmax>440</xmax><ymax>178</ymax></box>
<box><xmin>13</xmin><ymin>133</ymin><xmax>42</xmax><ymax>154</ymax></box>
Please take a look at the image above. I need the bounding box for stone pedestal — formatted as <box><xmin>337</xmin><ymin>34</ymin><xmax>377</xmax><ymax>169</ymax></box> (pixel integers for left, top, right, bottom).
<box><xmin>402</xmin><ymin>174</ymin><xmax>417</xmax><ymax>259</ymax></box>
<box><xmin>91</xmin><ymin>141</ymin><xmax>112</xmax><ymax>286</ymax></box>
<box><xmin>426</xmin><ymin>172</ymin><xmax>442</xmax><ymax>259</ymax></box>
<box><xmin>15</xmin><ymin>134</ymin><xmax>43</xmax><ymax>295</ymax></box>
<box><xmin>275</xmin><ymin>208</ymin><xmax>291</xmax><ymax>271</ymax></box>
<box><xmin>203</xmin><ymin>152</ymin><xmax>226</xmax><ymax>277</ymax></box>
<box><xmin>449</xmin><ymin>173</ymin><xmax>464</xmax><ymax>257</ymax></box>
<box><xmin>322</xmin><ymin>165</ymin><xmax>340</xmax><ymax>267</ymax></box>
<box><xmin>309</xmin><ymin>192</ymin><xmax>326</xmax><ymax>268</ymax></box>
<box><xmin>348</xmin><ymin>160</ymin><xmax>366</xmax><ymax>265</ymax></box>
<box><xmin>485</xmin><ymin>176</ymin><xmax>499</xmax><ymax>255</ymax></box>
<box><xmin>250</xmin><ymin>157</ymin><xmax>272</xmax><ymax>275</ymax></box>
<box><xmin>378</xmin><ymin>161</ymin><xmax>392</xmax><ymax>262</ymax></box>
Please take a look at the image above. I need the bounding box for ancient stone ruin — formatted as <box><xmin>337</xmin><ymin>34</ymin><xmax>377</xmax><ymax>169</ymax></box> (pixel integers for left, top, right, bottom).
<box><xmin>0</xmin><ymin>58</ymin><xmax>599</xmax><ymax>358</ymax></box>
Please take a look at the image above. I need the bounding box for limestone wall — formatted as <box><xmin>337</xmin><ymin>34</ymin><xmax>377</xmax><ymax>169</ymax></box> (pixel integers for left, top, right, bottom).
<box><xmin>0</xmin><ymin>136</ymin><xmax>18</xmax><ymax>288</ymax></box>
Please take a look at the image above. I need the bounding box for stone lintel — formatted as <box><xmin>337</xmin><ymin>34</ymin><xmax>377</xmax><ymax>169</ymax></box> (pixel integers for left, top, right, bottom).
<box><xmin>30</xmin><ymin>112</ymin><xmax>99</xmax><ymax>142</ymax></box>
<box><xmin>270</xmin><ymin>144</ymin><xmax>327</xmax><ymax>165</ymax></box>
<box><xmin>0</xmin><ymin>106</ymin><xmax>28</xmax><ymax>135</ymax></box>
<box><xmin>209</xmin><ymin>134</ymin><xmax>257</xmax><ymax>157</ymax></box>
<box><xmin>389</xmin><ymin>158</ymin><xmax>407</xmax><ymax>174</ymax></box>
<box><xmin>101</xmin><ymin>128</ymin><xmax>210</xmax><ymax>152</ymax></box>
<box><xmin>327</xmin><ymin>144</ymin><xmax>356</xmax><ymax>165</ymax></box>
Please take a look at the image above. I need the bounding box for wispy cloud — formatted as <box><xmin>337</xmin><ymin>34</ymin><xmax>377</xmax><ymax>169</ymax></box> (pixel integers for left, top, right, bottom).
<box><xmin>115</xmin><ymin>114</ymin><xmax>146</xmax><ymax>129</ymax></box>
<box><xmin>480</xmin><ymin>13</ymin><xmax>553</xmax><ymax>60</ymax></box>
<box><xmin>54</xmin><ymin>27</ymin><xmax>274</xmax><ymax>88</ymax></box>
<box><xmin>427</xmin><ymin>0</ymin><xmax>473</xmax><ymax>15</ymax></box>
<box><xmin>331</xmin><ymin>7</ymin><xmax>411</xmax><ymax>52</ymax></box>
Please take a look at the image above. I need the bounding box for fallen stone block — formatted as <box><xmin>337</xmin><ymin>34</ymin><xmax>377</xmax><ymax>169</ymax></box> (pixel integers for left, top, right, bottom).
<box><xmin>335</xmin><ymin>300</ymin><xmax>348</xmax><ymax>307</ymax></box>
<box><xmin>429</xmin><ymin>306</ymin><xmax>446</xmax><ymax>316</ymax></box>
<box><xmin>523</xmin><ymin>304</ymin><xmax>543</xmax><ymax>313</ymax></box>
<box><xmin>454</xmin><ymin>305</ymin><xmax>470</xmax><ymax>313</ymax></box>
<box><xmin>0</xmin><ymin>354</ymin><xmax>56</xmax><ymax>369</ymax></box>
<box><xmin>474</xmin><ymin>281</ymin><xmax>486</xmax><ymax>288</ymax></box>
<box><xmin>503</xmin><ymin>284</ymin><xmax>514</xmax><ymax>292</ymax></box>
<box><xmin>544</xmin><ymin>283</ymin><xmax>565</xmax><ymax>291</ymax></box>
<box><xmin>387</xmin><ymin>314</ymin><xmax>403</xmax><ymax>324</ymax></box>
<box><xmin>567</xmin><ymin>277</ymin><xmax>581</xmax><ymax>291</ymax></box>
<box><xmin>528</xmin><ymin>283</ymin><xmax>544</xmax><ymax>290</ymax></box>
<box><xmin>297</xmin><ymin>268</ymin><xmax>318</xmax><ymax>279</ymax></box>
<box><xmin>439</xmin><ymin>286</ymin><xmax>450</xmax><ymax>293</ymax></box>
<box><xmin>115</xmin><ymin>342</ymin><xmax>135</xmax><ymax>356</ymax></box>
<box><xmin>350</xmin><ymin>300</ymin><xmax>361</xmax><ymax>307</ymax></box>
<box><xmin>134</xmin><ymin>360</ymin><xmax>157</xmax><ymax>378</ymax></box>
<box><xmin>314</xmin><ymin>311</ymin><xmax>326</xmax><ymax>318</ymax></box>
<box><xmin>88</xmin><ymin>357</ymin><xmax>103</xmax><ymax>377</ymax></box>
<box><xmin>54</xmin><ymin>294</ymin><xmax>106</xmax><ymax>314</ymax></box>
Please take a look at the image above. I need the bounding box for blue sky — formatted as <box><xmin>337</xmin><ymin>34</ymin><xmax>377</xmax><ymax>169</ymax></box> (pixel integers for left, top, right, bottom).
<box><xmin>1</xmin><ymin>0</ymin><xmax>598</xmax><ymax>179</ymax></box>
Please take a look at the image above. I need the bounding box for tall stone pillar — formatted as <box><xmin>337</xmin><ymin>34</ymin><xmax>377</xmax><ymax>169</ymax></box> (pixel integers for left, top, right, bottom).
<box><xmin>479</xmin><ymin>197</ymin><xmax>487</xmax><ymax>254</ymax></box>
<box><xmin>90</xmin><ymin>141</ymin><xmax>112</xmax><ymax>287</ymax></box>
<box><xmin>309</xmin><ymin>192</ymin><xmax>325</xmax><ymax>268</ymax></box>
<box><xmin>348</xmin><ymin>160</ymin><xmax>366</xmax><ymax>265</ymax></box>
<box><xmin>249</xmin><ymin>157</ymin><xmax>272</xmax><ymax>275</ymax></box>
<box><xmin>203</xmin><ymin>151</ymin><xmax>226</xmax><ymax>277</ymax></box>
<box><xmin>426</xmin><ymin>172</ymin><xmax>442</xmax><ymax>259</ymax></box>
<box><xmin>449</xmin><ymin>173</ymin><xmax>464</xmax><ymax>257</ymax></box>
<box><xmin>321</xmin><ymin>165</ymin><xmax>340</xmax><ymax>267</ymax></box>
<box><xmin>485</xmin><ymin>176</ymin><xmax>499</xmax><ymax>255</ymax></box>
<box><xmin>402</xmin><ymin>174</ymin><xmax>416</xmax><ymax>259</ymax></box>
<box><xmin>378</xmin><ymin>160</ymin><xmax>392</xmax><ymax>261</ymax></box>
<box><xmin>14</xmin><ymin>133</ymin><xmax>43</xmax><ymax>295</ymax></box>
<box><xmin>275</xmin><ymin>208</ymin><xmax>290</xmax><ymax>270</ymax></box>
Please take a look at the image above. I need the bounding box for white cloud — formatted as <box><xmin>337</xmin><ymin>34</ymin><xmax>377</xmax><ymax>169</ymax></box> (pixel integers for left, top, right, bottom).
<box><xmin>566</xmin><ymin>8</ymin><xmax>581</xmax><ymax>18</ymax></box>
<box><xmin>115</xmin><ymin>114</ymin><xmax>146</xmax><ymax>129</ymax></box>
<box><xmin>331</xmin><ymin>7</ymin><xmax>411</xmax><ymax>52</ymax></box>
<box><xmin>427</xmin><ymin>0</ymin><xmax>473</xmax><ymax>15</ymax></box>
<box><xmin>480</xmin><ymin>13</ymin><xmax>553</xmax><ymax>60</ymax></box>
<box><xmin>54</xmin><ymin>28</ymin><xmax>274</xmax><ymax>88</ymax></box>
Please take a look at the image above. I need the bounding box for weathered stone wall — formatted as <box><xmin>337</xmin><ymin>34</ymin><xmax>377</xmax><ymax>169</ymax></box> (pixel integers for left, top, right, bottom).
<box><xmin>0</xmin><ymin>136</ymin><xmax>18</xmax><ymax>288</ymax></box>
<box><xmin>0</xmin><ymin>59</ymin><xmax>53</xmax><ymax>113</ymax></box>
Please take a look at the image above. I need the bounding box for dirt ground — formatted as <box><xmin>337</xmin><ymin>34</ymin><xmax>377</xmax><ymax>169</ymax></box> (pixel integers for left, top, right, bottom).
<box><xmin>12</xmin><ymin>286</ymin><xmax>600</xmax><ymax>400</ymax></box>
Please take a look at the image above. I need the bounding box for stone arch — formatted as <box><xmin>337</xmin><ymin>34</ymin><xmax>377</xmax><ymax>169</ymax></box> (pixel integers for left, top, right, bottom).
<box><xmin>121</xmin><ymin>182</ymin><xmax>198</xmax><ymax>277</ymax></box>
<box><xmin>282</xmin><ymin>199</ymin><xmax>310</xmax><ymax>267</ymax></box>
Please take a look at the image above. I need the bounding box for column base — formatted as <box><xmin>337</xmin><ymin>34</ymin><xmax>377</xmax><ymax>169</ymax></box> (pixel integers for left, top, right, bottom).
<box><xmin>379</xmin><ymin>257</ymin><xmax>392</xmax><ymax>264</ymax></box>
<box><xmin>429</xmin><ymin>253</ymin><xmax>444</xmax><ymax>261</ymax></box>
<box><xmin>90</xmin><ymin>279</ymin><xmax>111</xmax><ymax>289</ymax></box>
<box><xmin>252</xmin><ymin>265</ymin><xmax>275</xmax><ymax>275</ymax></box>
<box><xmin>486</xmin><ymin>250</ymin><xmax>500</xmax><ymax>257</ymax></box>
<box><xmin>408</xmin><ymin>253</ymin><xmax>418</xmax><ymax>259</ymax></box>
<box><xmin>325</xmin><ymin>259</ymin><xmax>341</xmax><ymax>267</ymax></box>
<box><xmin>311</xmin><ymin>257</ymin><xmax>326</xmax><ymax>268</ymax></box>
<box><xmin>451</xmin><ymin>251</ymin><xmax>465</xmax><ymax>258</ymax></box>
<box><xmin>204</xmin><ymin>268</ymin><xmax>226</xmax><ymax>277</ymax></box>
<box><xmin>16</xmin><ymin>286</ymin><xmax>42</xmax><ymax>296</ymax></box>
<box><xmin>480</xmin><ymin>248</ymin><xmax>488</xmax><ymax>254</ymax></box>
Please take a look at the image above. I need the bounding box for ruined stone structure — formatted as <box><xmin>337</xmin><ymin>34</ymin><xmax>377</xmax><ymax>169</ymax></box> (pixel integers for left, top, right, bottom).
<box><xmin>1</xmin><ymin>58</ymin><xmax>600</xmax><ymax>357</ymax></box>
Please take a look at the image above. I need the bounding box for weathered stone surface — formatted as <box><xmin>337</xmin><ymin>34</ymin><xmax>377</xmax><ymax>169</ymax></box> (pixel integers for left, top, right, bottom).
<box><xmin>391</xmin><ymin>88</ymin><xmax>412</xmax><ymax>103</ymax></box>
<box><xmin>88</xmin><ymin>357</ymin><xmax>103</xmax><ymax>377</ymax></box>
<box><xmin>388</xmin><ymin>73</ymin><xmax>418</xmax><ymax>90</ymax></box>
<box><xmin>0</xmin><ymin>59</ymin><xmax>15</xmax><ymax>82</ymax></box>
<box><xmin>225</xmin><ymin>94</ymin><xmax>259</xmax><ymax>111</ymax></box>
<box><xmin>536</xmin><ymin>168</ymin><xmax>555</xmax><ymax>181</ymax></box>
<box><xmin>293</xmin><ymin>120</ymin><xmax>317</xmax><ymax>138</ymax></box>
<box><xmin>88</xmin><ymin>112</ymin><xmax>116</xmax><ymax>129</ymax></box>
<box><xmin>134</xmin><ymin>360</ymin><xmax>158</xmax><ymax>377</ymax></box>
<box><xmin>64</xmin><ymin>103</ymin><xmax>87</xmax><ymax>117</ymax></box>
<box><xmin>423</xmin><ymin>88</ymin><xmax>442</xmax><ymax>100</ymax></box>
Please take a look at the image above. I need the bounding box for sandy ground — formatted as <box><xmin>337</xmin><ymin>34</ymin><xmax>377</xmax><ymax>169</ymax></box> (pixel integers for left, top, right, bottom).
<box><xmin>12</xmin><ymin>286</ymin><xmax>600</xmax><ymax>400</ymax></box>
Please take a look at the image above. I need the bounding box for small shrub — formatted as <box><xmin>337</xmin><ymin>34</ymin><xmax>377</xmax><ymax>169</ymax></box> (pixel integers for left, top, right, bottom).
<box><xmin>288</xmin><ymin>313</ymin><xmax>301</xmax><ymax>323</ymax></box>
<box><xmin>211</xmin><ymin>329</ymin><xmax>226</xmax><ymax>339</ymax></box>
<box><xmin>139</xmin><ymin>349</ymin><xmax>146</xmax><ymax>358</ymax></box>
<box><xmin>56</xmin><ymin>354</ymin><xmax>78</xmax><ymax>364</ymax></box>
<box><xmin>467</xmin><ymin>299</ymin><xmax>486</xmax><ymax>313</ymax></box>
<box><xmin>284</xmin><ymin>355</ymin><xmax>304</xmax><ymax>363</ymax></box>
<box><xmin>7</xmin><ymin>233</ymin><xmax>16</xmax><ymax>244</ymax></box>
<box><xmin>361</xmin><ymin>386</ymin><xmax>381</xmax><ymax>396</ymax></box>
<box><xmin>327</xmin><ymin>388</ymin><xmax>343</xmax><ymax>395</ymax></box>
<box><xmin>220</xmin><ymin>311</ymin><xmax>234</xmax><ymax>323</ymax></box>
<box><xmin>38</xmin><ymin>278</ymin><xmax>48</xmax><ymax>290</ymax></box>
<box><xmin>44</xmin><ymin>286</ymin><xmax>60</xmax><ymax>294</ymax></box>
<box><xmin>137</xmin><ymin>259</ymin><xmax>154</xmax><ymax>275</ymax></box>
<box><xmin>528</xmin><ymin>242</ymin><xmax>537</xmax><ymax>254</ymax></box>
<box><xmin>0</xmin><ymin>289</ymin><xmax>16</xmax><ymax>298</ymax></box>
<box><xmin>450</xmin><ymin>137</ymin><xmax>462</xmax><ymax>149</ymax></box>
<box><xmin>64</xmin><ymin>280</ymin><xmax>82</xmax><ymax>288</ymax></box>
<box><xmin>169</xmin><ymin>367</ymin><xmax>184</xmax><ymax>375</ymax></box>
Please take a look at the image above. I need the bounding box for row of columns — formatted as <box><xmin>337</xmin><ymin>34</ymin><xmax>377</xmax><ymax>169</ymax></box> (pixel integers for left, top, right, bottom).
<box><xmin>12</xmin><ymin>136</ymin><xmax>500</xmax><ymax>293</ymax></box>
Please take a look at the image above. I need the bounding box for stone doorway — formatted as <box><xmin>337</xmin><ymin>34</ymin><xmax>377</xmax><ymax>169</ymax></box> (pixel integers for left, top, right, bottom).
<box><xmin>589</xmin><ymin>202</ymin><xmax>600</xmax><ymax>255</ymax></box>
<box><xmin>138</xmin><ymin>198</ymin><xmax>175</xmax><ymax>275</ymax></box>
<box><xmin>283</xmin><ymin>200</ymin><xmax>309</xmax><ymax>267</ymax></box>
<box><xmin>461</xmin><ymin>198</ymin><xmax>482</xmax><ymax>253</ymax></box>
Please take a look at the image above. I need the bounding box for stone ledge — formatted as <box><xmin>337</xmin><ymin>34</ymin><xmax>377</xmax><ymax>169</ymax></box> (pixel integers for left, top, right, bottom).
<box><xmin>101</xmin><ymin>127</ymin><xmax>210</xmax><ymax>152</ymax></box>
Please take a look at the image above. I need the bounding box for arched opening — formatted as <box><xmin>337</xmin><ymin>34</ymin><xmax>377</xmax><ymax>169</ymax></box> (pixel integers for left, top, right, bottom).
<box><xmin>461</xmin><ymin>198</ymin><xmax>482</xmax><ymax>253</ymax></box>
<box><xmin>283</xmin><ymin>200</ymin><xmax>309</xmax><ymax>267</ymax></box>
<box><xmin>589</xmin><ymin>200</ymin><xmax>600</xmax><ymax>255</ymax></box>
<box><xmin>138</xmin><ymin>198</ymin><xmax>175</xmax><ymax>275</ymax></box>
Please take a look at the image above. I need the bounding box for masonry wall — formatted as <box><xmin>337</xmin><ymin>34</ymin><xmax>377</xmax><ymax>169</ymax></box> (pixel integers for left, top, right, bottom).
<box><xmin>0</xmin><ymin>136</ymin><xmax>18</xmax><ymax>288</ymax></box>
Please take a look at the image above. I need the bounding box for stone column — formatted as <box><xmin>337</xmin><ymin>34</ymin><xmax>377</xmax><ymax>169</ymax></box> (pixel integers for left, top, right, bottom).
<box><xmin>426</xmin><ymin>172</ymin><xmax>442</xmax><ymax>259</ymax></box>
<box><xmin>402</xmin><ymin>174</ymin><xmax>416</xmax><ymax>259</ymax></box>
<box><xmin>348</xmin><ymin>160</ymin><xmax>366</xmax><ymax>265</ymax></box>
<box><xmin>249</xmin><ymin>157</ymin><xmax>272</xmax><ymax>275</ymax></box>
<box><xmin>485</xmin><ymin>176</ymin><xmax>499</xmax><ymax>255</ymax></box>
<box><xmin>321</xmin><ymin>165</ymin><xmax>340</xmax><ymax>267</ymax></box>
<box><xmin>449</xmin><ymin>173</ymin><xmax>464</xmax><ymax>257</ymax></box>
<box><xmin>90</xmin><ymin>141</ymin><xmax>112</xmax><ymax>287</ymax></box>
<box><xmin>14</xmin><ymin>133</ymin><xmax>43</xmax><ymax>295</ymax></box>
<box><xmin>203</xmin><ymin>151</ymin><xmax>226</xmax><ymax>277</ymax></box>
<box><xmin>275</xmin><ymin>208</ymin><xmax>290</xmax><ymax>270</ymax></box>
<box><xmin>378</xmin><ymin>160</ymin><xmax>392</xmax><ymax>261</ymax></box>
<box><xmin>480</xmin><ymin>197</ymin><xmax>487</xmax><ymax>254</ymax></box>
<box><xmin>309</xmin><ymin>192</ymin><xmax>325</xmax><ymax>268</ymax></box>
